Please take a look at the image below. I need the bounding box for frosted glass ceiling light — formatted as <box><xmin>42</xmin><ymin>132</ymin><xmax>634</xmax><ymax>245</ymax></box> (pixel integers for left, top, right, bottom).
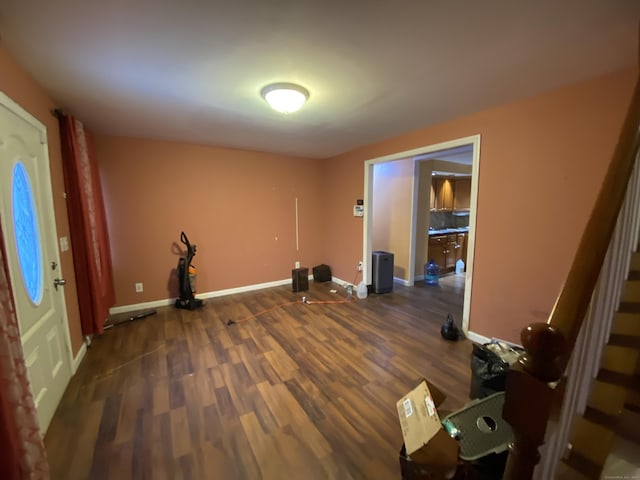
<box><xmin>261</xmin><ymin>83</ymin><xmax>309</xmax><ymax>113</ymax></box>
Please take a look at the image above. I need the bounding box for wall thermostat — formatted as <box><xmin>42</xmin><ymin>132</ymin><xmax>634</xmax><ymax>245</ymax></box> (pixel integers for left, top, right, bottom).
<box><xmin>353</xmin><ymin>205</ymin><xmax>364</xmax><ymax>217</ymax></box>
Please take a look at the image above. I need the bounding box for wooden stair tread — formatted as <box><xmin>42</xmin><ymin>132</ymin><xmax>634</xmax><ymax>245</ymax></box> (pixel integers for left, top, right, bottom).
<box><xmin>608</xmin><ymin>333</ymin><xmax>640</xmax><ymax>349</ymax></box>
<box><xmin>629</xmin><ymin>252</ymin><xmax>640</xmax><ymax>272</ymax></box>
<box><xmin>597</xmin><ymin>369</ymin><xmax>640</xmax><ymax>391</ymax></box>
<box><xmin>611</xmin><ymin>312</ymin><xmax>640</xmax><ymax>337</ymax></box>
<box><xmin>600</xmin><ymin>345</ymin><xmax>639</xmax><ymax>375</ymax></box>
<box><xmin>583</xmin><ymin>406</ymin><xmax>640</xmax><ymax>444</ymax></box>
<box><xmin>562</xmin><ymin>450</ymin><xmax>602</xmax><ymax>480</ymax></box>
<box><xmin>621</xmin><ymin>280</ymin><xmax>640</xmax><ymax>302</ymax></box>
<box><xmin>568</xmin><ymin>417</ymin><xmax>615</xmax><ymax>467</ymax></box>
<box><xmin>618</xmin><ymin>302</ymin><xmax>640</xmax><ymax>314</ymax></box>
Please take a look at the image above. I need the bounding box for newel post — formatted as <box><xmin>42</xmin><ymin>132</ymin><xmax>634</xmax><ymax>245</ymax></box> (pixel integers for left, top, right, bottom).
<box><xmin>502</xmin><ymin>323</ymin><xmax>569</xmax><ymax>480</ymax></box>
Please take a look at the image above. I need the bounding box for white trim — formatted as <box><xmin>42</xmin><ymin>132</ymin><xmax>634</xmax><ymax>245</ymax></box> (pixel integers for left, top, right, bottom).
<box><xmin>363</xmin><ymin>134</ymin><xmax>481</xmax><ymax>333</ymax></box>
<box><xmin>393</xmin><ymin>276</ymin><xmax>411</xmax><ymax>287</ymax></box>
<box><xmin>331</xmin><ymin>276</ymin><xmax>350</xmax><ymax>287</ymax></box>
<box><xmin>72</xmin><ymin>343</ymin><xmax>87</xmax><ymax>374</ymax></box>
<box><xmin>465</xmin><ymin>330</ymin><xmax>491</xmax><ymax>345</ymax></box>
<box><xmin>109</xmin><ymin>276</ymin><xmax>316</xmax><ymax>315</ymax></box>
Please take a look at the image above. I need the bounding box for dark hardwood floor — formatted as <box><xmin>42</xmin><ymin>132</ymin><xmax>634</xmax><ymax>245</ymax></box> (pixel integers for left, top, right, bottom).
<box><xmin>44</xmin><ymin>275</ymin><xmax>474</xmax><ymax>479</ymax></box>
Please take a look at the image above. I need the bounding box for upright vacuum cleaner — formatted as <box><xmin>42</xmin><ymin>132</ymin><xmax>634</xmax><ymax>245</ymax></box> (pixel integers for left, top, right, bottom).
<box><xmin>175</xmin><ymin>231</ymin><xmax>204</xmax><ymax>310</ymax></box>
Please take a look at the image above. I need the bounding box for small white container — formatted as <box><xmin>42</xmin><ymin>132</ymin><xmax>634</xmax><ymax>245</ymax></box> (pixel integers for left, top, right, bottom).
<box><xmin>455</xmin><ymin>259</ymin><xmax>465</xmax><ymax>274</ymax></box>
<box><xmin>356</xmin><ymin>281</ymin><xmax>368</xmax><ymax>299</ymax></box>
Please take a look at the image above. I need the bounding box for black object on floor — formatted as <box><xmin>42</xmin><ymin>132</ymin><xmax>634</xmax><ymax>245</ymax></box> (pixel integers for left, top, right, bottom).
<box><xmin>292</xmin><ymin>267</ymin><xmax>309</xmax><ymax>292</ymax></box>
<box><xmin>104</xmin><ymin>309</ymin><xmax>157</xmax><ymax>330</ymax></box>
<box><xmin>441</xmin><ymin>313</ymin><xmax>461</xmax><ymax>341</ymax></box>
<box><xmin>372</xmin><ymin>251</ymin><xmax>394</xmax><ymax>293</ymax></box>
<box><xmin>312</xmin><ymin>264</ymin><xmax>332</xmax><ymax>282</ymax></box>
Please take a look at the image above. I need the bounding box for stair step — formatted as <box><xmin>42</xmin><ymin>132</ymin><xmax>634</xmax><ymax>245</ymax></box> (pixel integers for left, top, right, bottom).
<box><xmin>626</xmin><ymin>389</ymin><xmax>640</xmax><ymax>412</ymax></box>
<box><xmin>619</xmin><ymin>301</ymin><xmax>640</xmax><ymax>314</ymax></box>
<box><xmin>568</xmin><ymin>416</ymin><xmax>615</xmax><ymax>468</ymax></box>
<box><xmin>600</xmin><ymin>345</ymin><xmax>639</xmax><ymax>375</ymax></box>
<box><xmin>557</xmin><ymin>455</ymin><xmax>597</xmax><ymax>480</ymax></box>
<box><xmin>630</xmin><ymin>252</ymin><xmax>640</xmax><ymax>272</ymax></box>
<box><xmin>601</xmin><ymin>436</ymin><xmax>640</xmax><ymax>477</ymax></box>
<box><xmin>583</xmin><ymin>406</ymin><xmax>640</xmax><ymax>444</ymax></box>
<box><xmin>621</xmin><ymin>280</ymin><xmax>640</xmax><ymax>302</ymax></box>
<box><xmin>562</xmin><ymin>450</ymin><xmax>603</xmax><ymax>479</ymax></box>
<box><xmin>608</xmin><ymin>333</ymin><xmax>640</xmax><ymax>349</ymax></box>
<box><xmin>610</xmin><ymin>312</ymin><xmax>640</xmax><ymax>337</ymax></box>
<box><xmin>597</xmin><ymin>369</ymin><xmax>640</xmax><ymax>392</ymax></box>
<box><xmin>587</xmin><ymin>380</ymin><xmax>627</xmax><ymax>415</ymax></box>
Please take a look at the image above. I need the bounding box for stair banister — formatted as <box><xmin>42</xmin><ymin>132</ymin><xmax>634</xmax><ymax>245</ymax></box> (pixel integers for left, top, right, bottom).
<box><xmin>501</xmin><ymin>66</ymin><xmax>640</xmax><ymax>480</ymax></box>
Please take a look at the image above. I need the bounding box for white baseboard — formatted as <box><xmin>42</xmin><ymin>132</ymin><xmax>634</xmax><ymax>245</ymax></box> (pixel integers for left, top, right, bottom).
<box><xmin>72</xmin><ymin>342</ymin><xmax>87</xmax><ymax>374</ymax></box>
<box><xmin>393</xmin><ymin>276</ymin><xmax>410</xmax><ymax>287</ymax></box>
<box><xmin>465</xmin><ymin>330</ymin><xmax>491</xmax><ymax>345</ymax></box>
<box><xmin>109</xmin><ymin>276</ymin><xmax>318</xmax><ymax>315</ymax></box>
<box><xmin>331</xmin><ymin>276</ymin><xmax>351</xmax><ymax>287</ymax></box>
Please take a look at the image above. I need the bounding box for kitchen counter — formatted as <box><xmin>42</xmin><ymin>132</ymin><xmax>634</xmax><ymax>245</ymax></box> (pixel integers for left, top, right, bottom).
<box><xmin>428</xmin><ymin>227</ymin><xmax>469</xmax><ymax>235</ymax></box>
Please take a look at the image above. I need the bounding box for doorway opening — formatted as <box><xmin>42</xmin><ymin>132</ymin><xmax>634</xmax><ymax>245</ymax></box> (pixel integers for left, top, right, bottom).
<box><xmin>362</xmin><ymin>135</ymin><xmax>480</xmax><ymax>333</ymax></box>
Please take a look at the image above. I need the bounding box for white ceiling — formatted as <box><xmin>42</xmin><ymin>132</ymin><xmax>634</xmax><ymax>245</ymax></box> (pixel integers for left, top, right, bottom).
<box><xmin>0</xmin><ymin>1</ymin><xmax>638</xmax><ymax>159</ymax></box>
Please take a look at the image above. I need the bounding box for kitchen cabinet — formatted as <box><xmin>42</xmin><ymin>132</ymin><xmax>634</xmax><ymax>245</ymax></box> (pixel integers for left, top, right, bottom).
<box><xmin>454</xmin><ymin>178</ymin><xmax>471</xmax><ymax>210</ymax></box>
<box><xmin>433</xmin><ymin>178</ymin><xmax>454</xmax><ymax>210</ymax></box>
<box><xmin>428</xmin><ymin>235</ymin><xmax>447</xmax><ymax>271</ymax></box>
<box><xmin>431</xmin><ymin>176</ymin><xmax>471</xmax><ymax>211</ymax></box>
<box><xmin>428</xmin><ymin>232</ymin><xmax>467</xmax><ymax>273</ymax></box>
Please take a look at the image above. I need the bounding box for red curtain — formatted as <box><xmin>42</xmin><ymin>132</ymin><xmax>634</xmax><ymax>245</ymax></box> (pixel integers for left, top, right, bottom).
<box><xmin>0</xmin><ymin>223</ymin><xmax>49</xmax><ymax>479</ymax></box>
<box><xmin>58</xmin><ymin>114</ymin><xmax>115</xmax><ymax>336</ymax></box>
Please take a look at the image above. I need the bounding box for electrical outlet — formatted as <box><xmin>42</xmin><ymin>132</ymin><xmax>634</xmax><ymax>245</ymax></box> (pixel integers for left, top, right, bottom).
<box><xmin>295</xmin><ymin>261</ymin><xmax>300</xmax><ymax>269</ymax></box>
<box><xmin>357</xmin><ymin>261</ymin><xmax>363</xmax><ymax>271</ymax></box>
<box><xmin>135</xmin><ymin>282</ymin><xmax>143</xmax><ymax>293</ymax></box>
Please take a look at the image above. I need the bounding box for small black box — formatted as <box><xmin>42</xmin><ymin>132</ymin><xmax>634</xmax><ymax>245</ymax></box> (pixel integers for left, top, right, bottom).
<box><xmin>312</xmin><ymin>264</ymin><xmax>332</xmax><ymax>283</ymax></box>
<box><xmin>292</xmin><ymin>268</ymin><xmax>309</xmax><ymax>292</ymax></box>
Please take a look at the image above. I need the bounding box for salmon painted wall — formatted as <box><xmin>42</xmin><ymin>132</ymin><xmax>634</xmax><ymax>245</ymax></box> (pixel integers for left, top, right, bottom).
<box><xmin>323</xmin><ymin>68</ymin><xmax>637</xmax><ymax>343</ymax></box>
<box><xmin>0</xmin><ymin>47</ymin><xmax>84</xmax><ymax>355</ymax></box>
<box><xmin>95</xmin><ymin>136</ymin><xmax>326</xmax><ymax>307</ymax></box>
<box><xmin>372</xmin><ymin>159</ymin><xmax>413</xmax><ymax>280</ymax></box>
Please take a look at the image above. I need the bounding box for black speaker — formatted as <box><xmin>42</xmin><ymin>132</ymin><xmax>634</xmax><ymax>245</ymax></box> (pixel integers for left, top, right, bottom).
<box><xmin>292</xmin><ymin>267</ymin><xmax>309</xmax><ymax>292</ymax></box>
<box><xmin>312</xmin><ymin>264</ymin><xmax>332</xmax><ymax>283</ymax></box>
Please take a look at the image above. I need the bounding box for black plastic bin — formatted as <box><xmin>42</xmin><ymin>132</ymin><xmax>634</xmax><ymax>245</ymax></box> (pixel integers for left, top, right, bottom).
<box><xmin>469</xmin><ymin>343</ymin><xmax>523</xmax><ymax>399</ymax></box>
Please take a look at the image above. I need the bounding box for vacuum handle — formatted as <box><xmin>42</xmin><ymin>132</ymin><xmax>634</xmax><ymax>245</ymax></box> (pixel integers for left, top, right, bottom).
<box><xmin>180</xmin><ymin>231</ymin><xmax>189</xmax><ymax>246</ymax></box>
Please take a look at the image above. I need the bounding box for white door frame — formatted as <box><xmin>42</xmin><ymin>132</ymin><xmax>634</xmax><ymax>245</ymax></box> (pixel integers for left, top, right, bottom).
<box><xmin>363</xmin><ymin>134</ymin><xmax>481</xmax><ymax>333</ymax></box>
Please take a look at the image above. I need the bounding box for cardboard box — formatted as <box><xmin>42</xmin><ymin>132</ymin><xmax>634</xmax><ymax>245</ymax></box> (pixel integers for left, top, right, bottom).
<box><xmin>396</xmin><ymin>379</ymin><xmax>459</xmax><ymax>474</ymax></box>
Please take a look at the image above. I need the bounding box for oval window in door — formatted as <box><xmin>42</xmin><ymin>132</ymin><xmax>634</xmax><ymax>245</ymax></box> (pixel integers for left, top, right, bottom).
<box><xmin>11</xmin><ymin>161</ymin><xmax>43</xmax><ymax>305</ymax></box>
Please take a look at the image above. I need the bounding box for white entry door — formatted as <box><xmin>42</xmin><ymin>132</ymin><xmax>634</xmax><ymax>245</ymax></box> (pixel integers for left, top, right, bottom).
<box><xmin>0</xmin><ymin>93</ymin><xmax>73</xmax><ymax>434</ymax></box>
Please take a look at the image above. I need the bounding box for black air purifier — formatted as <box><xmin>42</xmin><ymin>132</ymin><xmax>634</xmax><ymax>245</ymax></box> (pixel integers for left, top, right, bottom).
<box><xmin>372</xmin><ymin>251</ymin><xmax>394</xmax><ymax>294</ymax></box>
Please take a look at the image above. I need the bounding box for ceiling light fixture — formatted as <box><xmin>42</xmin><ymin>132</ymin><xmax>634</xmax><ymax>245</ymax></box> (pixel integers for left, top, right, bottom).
<box><xmin>261</xmin><ymin>82</ymin><xmax>309</xmax><ymax>114</ymax></box>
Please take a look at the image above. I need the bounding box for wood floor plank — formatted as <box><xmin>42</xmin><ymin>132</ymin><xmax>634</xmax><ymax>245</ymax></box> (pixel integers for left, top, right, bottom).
<box><xmin>45</xmin><ymin>277</ymin><xmax>473</xmax><ymax>479</ymax></box>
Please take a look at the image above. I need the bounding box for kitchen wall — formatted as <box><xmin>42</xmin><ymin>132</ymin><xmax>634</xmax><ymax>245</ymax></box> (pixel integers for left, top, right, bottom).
<box><xmin>95</xmin><ymin>135</ymin><xmax>326</xmax><ymax>306</ymax></box>
<box><xmin>323</xmin><ymin>67</ymin><xmax>637</xmax><ymax>343</ymax></box>
<box><xmin>0</xmin><ymin>47</ymin><xmax>84</xmax><ymax>355</ymax></box>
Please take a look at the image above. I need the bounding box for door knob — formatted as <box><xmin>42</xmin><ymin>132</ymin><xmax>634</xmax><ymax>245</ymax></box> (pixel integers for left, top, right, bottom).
<box><xmin>53</xmin><ymin>278</ymin><xmax>66</xmax><ymax>290</ymax></box>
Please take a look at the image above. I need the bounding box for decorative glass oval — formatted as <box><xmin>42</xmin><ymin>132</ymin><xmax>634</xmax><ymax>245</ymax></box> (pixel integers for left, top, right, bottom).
<box><xmin>11</xmin><ymin>161</ymin><xmax>43</xmax><ymax>304</ymax></box>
